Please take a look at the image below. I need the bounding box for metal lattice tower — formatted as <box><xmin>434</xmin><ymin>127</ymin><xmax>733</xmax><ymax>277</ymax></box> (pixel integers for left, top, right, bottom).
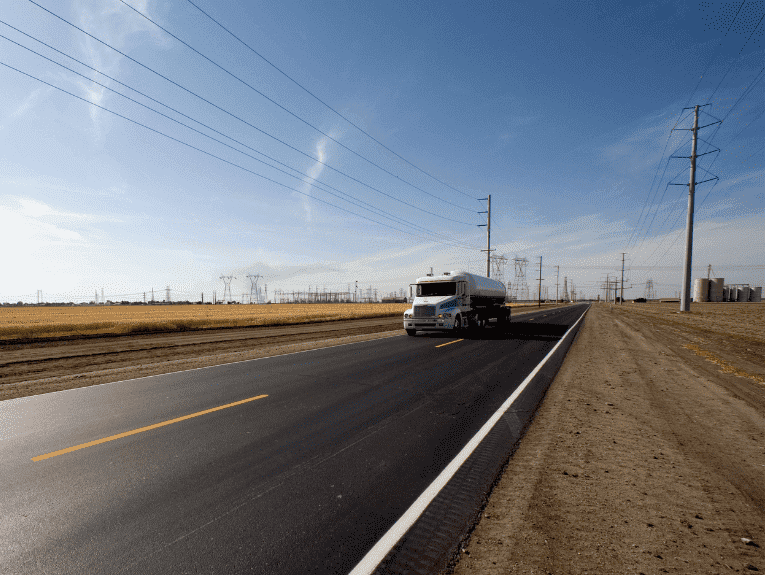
<box><xmin>645</xmin><ymin>279</ymin><xmax>656</xmax><ymax>301</ymax></box>
<box><xmin>490</xmin><ymin>254</ymin><xmax>508</xmax><ymax>290</ymax></box>
<box><xmin>562</xmin><ymin>276</ymin><xmax>570</xmax><ymax>302</ymax></box>
<box><xmin>511</xmin><ymin>256</ymin><xmax>529</xmax><ymax>302</ymax></box>
<box><xmin>246</xmin><ymin>274</ymin><xmax>262</xmax><ymax>304</ymax></box>
<box><xmin>220</xmin><ymin>275</ymin><xmax>235</xmax><ymax>303</ymax></box>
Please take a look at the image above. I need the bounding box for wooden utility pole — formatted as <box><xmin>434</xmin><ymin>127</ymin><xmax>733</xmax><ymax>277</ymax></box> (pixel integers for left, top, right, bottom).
<box><xmin>538</xmin><ymin>256</ymin><xmax>543</xmax><ymax>307</ymax></box>
<box><xmin>478</xmin><ymin>195</ymin><xmax>492</xmax><ymax>277</ymax></box>
<box><xmin>620</xmin><ymin>253</ymin><xmax>626</xmax><ymax>304</ymax></box>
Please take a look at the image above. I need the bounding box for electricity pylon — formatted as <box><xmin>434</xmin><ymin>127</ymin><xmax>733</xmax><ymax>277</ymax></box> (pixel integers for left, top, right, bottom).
<box><xmin>220</xmin><ymin>275</ymin><xmax>235</xmax><ymax>303</ymax></box>
<box><xmin>246</xmin><ymin>274</ymin><xmax>262</xmax><ymax>304</ymax></box>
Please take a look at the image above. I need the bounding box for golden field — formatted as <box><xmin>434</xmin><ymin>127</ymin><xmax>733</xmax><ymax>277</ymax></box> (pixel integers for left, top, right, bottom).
<box><xmin>0</xmin><ymin>303</ymin><xmax>410</xmax><ymax>341</ymax></box>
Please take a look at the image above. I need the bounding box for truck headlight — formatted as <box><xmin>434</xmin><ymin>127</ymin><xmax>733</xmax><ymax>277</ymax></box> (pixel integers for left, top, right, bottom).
<box><xmin>404</xmin><ymin>312</ymin><xmax>411</xmax><ymax>318</ymax></box>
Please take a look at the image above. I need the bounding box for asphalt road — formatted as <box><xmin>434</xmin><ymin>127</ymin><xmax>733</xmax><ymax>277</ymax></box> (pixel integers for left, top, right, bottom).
<box><xmin>0</xmin><ymin>303</ymin><xmax>588</xmax><ymax>574</ymax></box>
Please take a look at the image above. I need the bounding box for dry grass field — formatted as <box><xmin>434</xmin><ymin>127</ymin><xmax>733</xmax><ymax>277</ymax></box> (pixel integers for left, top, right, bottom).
<box><xmin>0</xmin><ymin>301</ymin><xmax>561</xmax><ymax>342</ymax></box>
<box><xmin>0</xmin><ymin>303</ymin><xmax>409</xmax><ymax>341</ymax></box>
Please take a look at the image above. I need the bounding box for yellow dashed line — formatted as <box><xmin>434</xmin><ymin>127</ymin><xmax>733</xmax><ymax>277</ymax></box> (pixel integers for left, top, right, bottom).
<box><xmin>436</xmin><ymin>339</ymin><xmax>464</xmax><ymax>348</ymax></box>
<box><xmin>32</xmin><ymin>394</ymin><xmax>268</xmax><ymax>462</ymax></box>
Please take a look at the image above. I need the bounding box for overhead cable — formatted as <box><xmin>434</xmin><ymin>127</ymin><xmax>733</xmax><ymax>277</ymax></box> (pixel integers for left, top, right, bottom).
<box><xmin>0</xmin><ymin>30</ymin><xmax>476</xmax><ymax>244</ymax></box>
<box><xmin>22</xmin><ymin>2</ymin><xmax>476</xmax><ymax>224</ymax></box>
<box><xmin>0</xmin><ymin>60</ymin><xmax>481</xmax><ymax>252</ymax></box>
<box><xmin>182</xmin><ymin>0</ymin><xmax>479</xmax><ymax>201</ymax></box>
<box><xmin>116</xmin><ymin>0</ymin><xmax>477</xmax><ymax>212</ymax></box>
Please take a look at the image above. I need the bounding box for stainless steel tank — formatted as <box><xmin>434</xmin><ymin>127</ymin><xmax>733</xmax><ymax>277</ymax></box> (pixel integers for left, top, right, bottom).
<box><xmin>709</xmin><ymin>278</ymin><xmax>724</xmax><ymax>302</ymax></box>
<box><xmin>693</xmin><ymin>278</ymin><xmax>710</xmax><ymax>302</ymax></box>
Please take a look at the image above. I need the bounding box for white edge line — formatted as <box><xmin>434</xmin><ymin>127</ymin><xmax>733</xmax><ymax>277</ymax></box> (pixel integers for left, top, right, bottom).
<box><xmin>348</xmin><ymin>304</ymin><xmax>590</xmax><ymax>575</ymax></box>
<box><xmin>4</xmin><ymin>330</ymin><xmax>406</xmax><ymax>402</ymax></box>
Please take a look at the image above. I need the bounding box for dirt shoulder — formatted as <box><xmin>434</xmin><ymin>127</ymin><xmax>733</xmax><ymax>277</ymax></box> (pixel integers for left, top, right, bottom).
<box><xmin>454</xmin><ymin>303</ymin><xmax>765</xmax><ymax>574</ymax></box>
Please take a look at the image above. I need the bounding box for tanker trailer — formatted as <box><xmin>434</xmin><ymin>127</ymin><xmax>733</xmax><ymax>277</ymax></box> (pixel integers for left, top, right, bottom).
<box><xmin>403</xmin><ymin>270</ymin><xmax>509</xmax><ymax>336</ymax></box>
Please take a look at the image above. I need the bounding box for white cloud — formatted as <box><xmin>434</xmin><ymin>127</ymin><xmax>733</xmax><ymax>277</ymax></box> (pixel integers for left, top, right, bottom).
<box><xmin>299</xmin><ymin>135</ymin><xmax>332</xmax><ymax>222</ymax></box>
<box><xmin>73</xmin><ymin>0</ymin><xmax>167</xmax><ymax>133</ymax></box>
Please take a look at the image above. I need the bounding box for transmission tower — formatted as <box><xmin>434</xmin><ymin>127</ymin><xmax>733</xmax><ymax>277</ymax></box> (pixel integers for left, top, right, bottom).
<box><xmin>220</xmin><ymin>275</ymin><xmax>235</xmax><ymax>303</ymax></box>
<box><xmin>246</xmin><ymin>274</ymin><xmax>262</xmax><ymax>304</ymax></box>
<box><xmin>490</xmin><ymin>254</ymin><xmax>508</xmax><ymax>285</ymax></box>
<box><xmin>645</xmin><ymin>279</ymin><xmax>656</xmax><ymax>301</ymax></box>
<box><xmin>562</xmin><ymin>276</ymin><xmax>570</xmax><ymax>302</ymax></box>
<box><xmin>491</xmin><ymin>254</ymin><xmax>509</xmax><ymax>298</ymax></box>
<box><xmin>511</xmin><ymin>256</ymin><xmax>529</xmax><ymax>302</ymax></box>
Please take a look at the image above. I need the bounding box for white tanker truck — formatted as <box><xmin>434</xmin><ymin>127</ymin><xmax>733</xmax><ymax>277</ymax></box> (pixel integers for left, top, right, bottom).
<box><xmin>403</xmin><ymin>270</ymin><xmax>510</xmax><ymax>336</ymax></box>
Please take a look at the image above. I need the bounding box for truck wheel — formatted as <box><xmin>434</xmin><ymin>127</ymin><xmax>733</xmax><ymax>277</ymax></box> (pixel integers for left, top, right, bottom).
<box><xmin>453</xmin><ymin>314</ymin><xmax>462</xmax><ymax>333</ymax></box>
<box><xmin>406</xmin><ymin>329</ymin><xmax>416</xmax><ymax>336</ymax></box>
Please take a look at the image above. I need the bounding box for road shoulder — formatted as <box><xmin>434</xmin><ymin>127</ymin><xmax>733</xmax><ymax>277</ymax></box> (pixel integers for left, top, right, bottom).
<box><xmin>453</xmin><ymin>304</ymin><xmax>765</xmax><ymax>574</ymax></box>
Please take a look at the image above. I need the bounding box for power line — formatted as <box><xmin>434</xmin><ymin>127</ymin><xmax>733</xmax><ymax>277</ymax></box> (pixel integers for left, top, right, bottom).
<box><xmin>181</xmin><ymin>0</ymin><xmax>478</xmax><ymax>202</ymax></box>
<box><xmin>116</xmin><ymin>0</ymin><xmax>476</xmax><ymax>212</ymax></box>
<box><xmin>22</xmin><ymin>2</ymin><xmax>476</xmax><ymax>225</ymax></box>
<box><xmin>0</xmin><ymin>30</ymin><xmax>478</xmax><ymax>246</ymax></box>
<box><xmin>631</xmin><ymin>132</ymin><xmax>694</xmax><ymax>251</ymax></box>
<box><xmin>0</xmin><ymin>60</ymin><xmax>482</xmax><ymax>253</ymax></box>
<box><xmin>684</xmin><ymin>0</ymin><xmax>748</xmax><ymax>107</ymax></box>
<box><xmin>626</xmin><ymin>110</ymin><xmax>692</xmax><ymax>249</ymax></box>
<box><xmin>628</xmin><ymin>0</ymin><xmax>757</xmax><ymax>252</ymax></box>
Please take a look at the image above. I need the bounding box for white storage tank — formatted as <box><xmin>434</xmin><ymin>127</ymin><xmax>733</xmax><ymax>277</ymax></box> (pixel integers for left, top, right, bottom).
<box><xmin>751</xmin><ymin>287</ymin><xmax>762</xmax><ymax>303</ymax></box>
<box><xmin>738</xmin><ymin>286</ymin><xmax>751</xmax><ymax>302</ymax></box>
<box><xmin>723</xmin><ymin>286</ymin><xmax>730</xmax><ymax>302</ymax></box>
<box><xmin>693</xmin><ymin>278</ymin><xmax>710</xmax><ymax>302</ymax></box>
<box><xmin>709</xmin><ymin>278</ymin><xmax>724</xmax><ymax>302</ymax></box>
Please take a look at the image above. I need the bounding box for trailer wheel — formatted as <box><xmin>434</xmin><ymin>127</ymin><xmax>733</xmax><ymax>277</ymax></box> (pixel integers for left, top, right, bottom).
<box><xmin>406</xmin><ymin>329</ymin><xmax>416</xmax><ymax>336</ymax></box>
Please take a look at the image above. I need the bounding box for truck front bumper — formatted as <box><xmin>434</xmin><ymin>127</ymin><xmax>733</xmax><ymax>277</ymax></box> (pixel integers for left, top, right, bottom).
<box><xmin>403</xmin><ymin>317</ymin><xmax>457</xmax><ymax>331</ymax></box>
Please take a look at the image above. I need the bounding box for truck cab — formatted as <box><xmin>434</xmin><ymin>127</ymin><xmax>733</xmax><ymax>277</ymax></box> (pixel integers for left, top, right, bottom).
<box><xmin>403</xmin><ymin>270</ymin><xmax>509</xmax><ymax>336</ymax></box>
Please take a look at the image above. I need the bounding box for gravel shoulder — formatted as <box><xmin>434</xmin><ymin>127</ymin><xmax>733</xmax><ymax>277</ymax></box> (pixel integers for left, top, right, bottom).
<box><xmin>454</xmin><ymin>303</ymin><xmax>765</xmax><ymax>574</ymax></box>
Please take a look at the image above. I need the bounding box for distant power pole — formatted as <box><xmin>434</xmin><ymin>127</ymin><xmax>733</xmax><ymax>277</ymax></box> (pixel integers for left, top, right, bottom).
<box><xmin>556</xmin><ymin>266</ymin><xmax>560</xmax><ymax>303</ymax></box>
<box><xmin>538</xmin><ymin>256</ymin><xmax>543</xmax><ymax>307</ymax></box>
<box><xmin>478</xmin><ymin>195</ymin><xmax>493</xmax><ymax>277</ymax></box>
<box><xmin>620</xmin><ymin>253</ymin><xmax>626</xmax><ymax>305</ymax></box>
<box><xmin>143</xmin><ymin>292</ymin><xmax>146</xmax><ymax>304</ymax></box>
<box><xmin>166</xmin><ymin>286</ymin><xmax>171</xmax><ymax>303</ymax></box>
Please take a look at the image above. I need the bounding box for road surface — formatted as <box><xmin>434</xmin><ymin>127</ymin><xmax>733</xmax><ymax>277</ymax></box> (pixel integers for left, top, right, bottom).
<box><xmin>0</xmin><ymin>304</ymin><xmax>587</xmax><ymax>574</ymax></box>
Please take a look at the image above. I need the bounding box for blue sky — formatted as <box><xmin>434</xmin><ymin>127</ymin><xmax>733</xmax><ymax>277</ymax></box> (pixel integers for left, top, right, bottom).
<box><xmin>1</xmin><ymin>0</ymin><xmax>763</xmax><ymax>302</ymax></box>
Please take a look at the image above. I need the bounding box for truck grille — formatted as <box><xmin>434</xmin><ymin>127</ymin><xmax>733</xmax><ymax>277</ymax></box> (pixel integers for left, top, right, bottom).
<box><xmin>413</xmin><ymin>305</ymin><xmax>435</xmax><ymax>318</ymax></box>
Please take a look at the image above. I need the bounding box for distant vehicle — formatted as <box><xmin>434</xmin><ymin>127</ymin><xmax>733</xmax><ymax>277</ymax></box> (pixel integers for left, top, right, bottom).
<box><xmin>403</xmin><ymin>270</ymin><xmax>509</xmax><ymax>336</ymax></box>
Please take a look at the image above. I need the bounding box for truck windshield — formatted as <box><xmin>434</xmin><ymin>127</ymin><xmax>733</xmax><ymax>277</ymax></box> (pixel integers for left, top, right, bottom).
<box><xmin>418</xmin><ymin>282</ymin><xmax>456</xmax><ymax>297</ymax></box>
